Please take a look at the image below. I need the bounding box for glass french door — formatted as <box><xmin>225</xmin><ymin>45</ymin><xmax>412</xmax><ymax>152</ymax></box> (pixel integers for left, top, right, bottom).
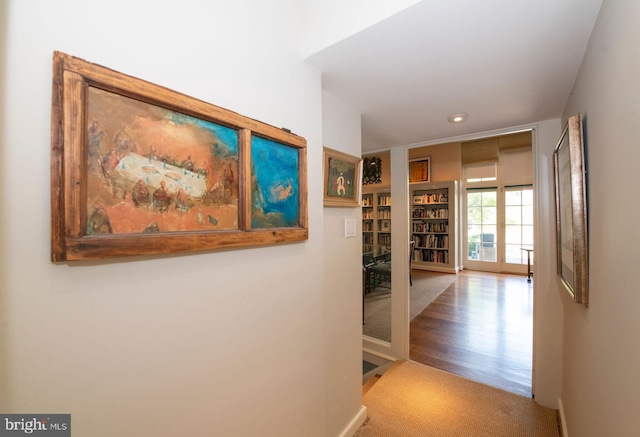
<box><xmin>503</xmin><ymin>186</ymin><xmax>533</xmax><ymax>275</ymax></box>
<box><xmin>465</xmin><ymin>188</ymin><xmax>499</xmax><ymax>271</ymax></box>
<box><xmin>464</xmin><ymin>186</ymin><xmax>533</xmax><ymax>273</ymax></box>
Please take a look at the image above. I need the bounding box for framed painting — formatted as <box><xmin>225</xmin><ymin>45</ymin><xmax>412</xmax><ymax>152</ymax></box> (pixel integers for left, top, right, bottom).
<box><xmin>409</xmin><ymin>157</ymin><xmax>431</xmax><ymax>183</ymax></box>
<box><xmin>50</xmin><ymin>51</ymin><xmax>308</xmax><ymax>261</ymax></box>
<box><xmin>553</xmin><ymin>113</ymin><xmax>588</xmax><ymax>306</ymax></box>
<box><xmin>323</xmin><ymin>147</ymin><xmax>362</xmax><ymax>207</ymax></box>
<box><xmin>362</xmin><ymin>155</ymin><xmax>382</xmax><ymax>185</ymax></box>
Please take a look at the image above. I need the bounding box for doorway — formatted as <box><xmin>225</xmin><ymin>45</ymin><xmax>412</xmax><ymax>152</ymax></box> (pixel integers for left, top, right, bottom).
<box><xmin>407</xmin><ymin>131</ymin><xmax>534</xmax><ymax>396</ymax></box>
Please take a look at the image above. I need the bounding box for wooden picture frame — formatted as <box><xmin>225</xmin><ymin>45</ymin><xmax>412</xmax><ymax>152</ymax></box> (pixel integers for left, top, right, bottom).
<box><xmin>553</xmin><ymin>113</ymin><xmax>588</xmax><ymax>306</ymax></box>
<box><xmin>409</xmin><ymin>157</ymin><xmax>431</xmax><ymax>183</ymax></box>
<box><xmin>322</xmin><ymin>147</ymin><xmax>362</xmax><ymax>207</ymax></box>
<box><xmin>51</xmin><ymin>51</ymin><xmax>308</xmax><ymax>261</ymax></box>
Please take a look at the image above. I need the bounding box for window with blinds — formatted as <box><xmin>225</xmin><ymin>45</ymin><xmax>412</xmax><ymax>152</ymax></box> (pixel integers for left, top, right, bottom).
<box><xmin>461</xmin><ymin>130</ymin><xmax>531</xmax><ymax>165</ymax></box>
<box><xmin>462</xmin><ymin>130</ymin><xmax>532</xmax><ymax>185</ymax></box>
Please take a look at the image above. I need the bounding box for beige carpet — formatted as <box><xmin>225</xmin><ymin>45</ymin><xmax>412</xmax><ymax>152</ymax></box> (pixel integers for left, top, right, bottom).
<box><xmin>356</xmin><ymin>361</ymin><xmax>560</xmax><ymax>437</ymax></box>
<box><xmin>363</xmin><ymin>271</ymin><xmax>457</xmax><ymax>341</ymax></box>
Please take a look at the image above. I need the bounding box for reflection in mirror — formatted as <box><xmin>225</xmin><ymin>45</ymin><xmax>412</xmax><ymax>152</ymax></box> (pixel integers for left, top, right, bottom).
<box><xmin>362</xmin><ymin>152</ymin><xmax>392</xmax><ymax>342</ymax></box>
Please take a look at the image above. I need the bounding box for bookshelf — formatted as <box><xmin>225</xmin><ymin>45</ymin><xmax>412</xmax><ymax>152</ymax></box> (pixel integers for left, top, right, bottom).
<box><xmin>411</xmin><ymin>180</ymin><xmax>459</xmax><ymax>273</ymax></box>
<box><xmin>377</xmin><ymin>192</ymin><xmax>391</xmax><ymax>250</ymax></box>
<box><xmin>362</xmin><ymin>193</ymin><xmax>374</xmax><ymax>253</ymax></box>
<box><xmin>362</xmin><ymin>189</ymin><xmax>391</xmax><ymax>254</ymax></box>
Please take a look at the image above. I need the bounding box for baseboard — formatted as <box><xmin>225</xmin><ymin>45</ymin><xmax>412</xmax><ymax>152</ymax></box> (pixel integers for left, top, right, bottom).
<box><xmin>362</xmin><ymin>345</ymin><xmax>397</xmax><ymax>363</ymax></box>
<box><xmin>411</xmin><ymin>264</ymin><xmax>458</xmax><ymax>274</ymax></box>
<box><xmin>558</xmin><ymin>398</ymin><xmax>568</xmax><ymax>437</ymax></box>
<box><xmin>363</xmin><ymin>350</ymin><xmax>395</xmax><ymax>366</ymax></box>
<box><xmin>338</xmin><ymin>405</ymin><xmax>367</xmax><ymax>437</ymax></box>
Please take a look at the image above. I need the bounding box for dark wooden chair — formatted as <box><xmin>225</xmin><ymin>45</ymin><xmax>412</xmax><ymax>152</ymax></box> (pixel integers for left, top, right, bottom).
<box><xmin>369</xmin><ymin>256</ymin><xmax>391</xmax><ymax>289</ymax></box>
<box><xmin>362</xmin><ymin>253</ymin><xmax>376</xmax><ymax>295</ymax></box>
<box><xmin>362</xmin><ymin>252</ymin><xmax>376</xmax><ymax>324</ymax></box>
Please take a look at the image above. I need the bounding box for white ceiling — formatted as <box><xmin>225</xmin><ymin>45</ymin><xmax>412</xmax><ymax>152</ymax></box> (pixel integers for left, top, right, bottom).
<box><xmin>306</xmin><ymin>0</ymin><xmax>603</xmax><ymax>152</ymax></box>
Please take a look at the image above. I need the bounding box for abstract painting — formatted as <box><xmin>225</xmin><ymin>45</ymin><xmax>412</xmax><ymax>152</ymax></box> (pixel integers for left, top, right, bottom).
<box><xmin>362</xmin><ymin>156</ymin><xmax>382</xmax><ymax>185</ymax></box>
<box><xmin>50</xmin><ymin>51</ymin><xmax>308</xmax><ymax>261</ymax></box>
<box><xmin>409</xmin><ymin>157</ymin><xmax>431</xmax><ymax>183</ymax></box>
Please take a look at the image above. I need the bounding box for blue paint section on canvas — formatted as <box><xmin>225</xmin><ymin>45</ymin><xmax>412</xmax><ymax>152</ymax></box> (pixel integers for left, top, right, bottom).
<box><xmin>172</xmin><ymin>112</ymin><xmax>238</xmax><ymax>156</ymax></box>
<box><xmin>251</xmin><ymin>136</ymin><xmax>299</xmax><ymax>228</ymax></box>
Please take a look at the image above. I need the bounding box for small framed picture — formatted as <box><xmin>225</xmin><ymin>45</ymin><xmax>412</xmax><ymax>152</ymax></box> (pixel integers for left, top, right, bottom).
<box><xmin>380</xmin><ymin>220</ymin><xmax>391</xmax><ymax>232</ymax></box>
<box><xmin>323</xmin><ymin>147</ymin><xmax>362</xmax><ymax>207</ymax></box>
<box><xmin>409</xmin><ymin>157</ymin><xmax>431</xmax><ymax>183</ymax></box>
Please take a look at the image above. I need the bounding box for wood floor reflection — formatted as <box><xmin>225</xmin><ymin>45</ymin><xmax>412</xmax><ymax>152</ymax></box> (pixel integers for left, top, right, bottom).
<box><xmin>410</xmin><ymin>270</ymin><xmax>533</xmax><ymax>397</ymax></box>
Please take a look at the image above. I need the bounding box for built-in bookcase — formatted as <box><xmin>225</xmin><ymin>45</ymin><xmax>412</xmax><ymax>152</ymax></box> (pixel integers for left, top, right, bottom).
<box><xmin>411</xmin><ymin>180</ymin><xmax>459</xmax><ymax>273</ymax></box>
<box><xmin>362</xmin><ymin>189</ymin><xmax>391</xmax><ymax>254</ymax></box>
<box><xmin>362</xmin><ymin>193</ymin><xmax>374</xmax><ymax>253</ymax></box>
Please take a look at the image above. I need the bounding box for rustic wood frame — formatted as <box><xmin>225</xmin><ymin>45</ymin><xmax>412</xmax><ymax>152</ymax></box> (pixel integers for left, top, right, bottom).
<box><xmin>553</xmin><ymin>113</ymin><xmax>588</xmax><ymax>306</ymax></box>
<box><xmin>322</xmin><ymin>147</ymin><xmax>362</xmax><ymax>207</ymax></box>
<box><xmin>51</xmin><ymin>51</ymin><xmax>307</xmax><ymax>261</ymax></box>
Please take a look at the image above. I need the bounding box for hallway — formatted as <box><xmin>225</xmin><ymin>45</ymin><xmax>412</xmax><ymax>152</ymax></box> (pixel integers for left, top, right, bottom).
<box><xmin>410</xmin><ymin>270</ymin><xmax>533</xmax><ymax>397</ymax></box>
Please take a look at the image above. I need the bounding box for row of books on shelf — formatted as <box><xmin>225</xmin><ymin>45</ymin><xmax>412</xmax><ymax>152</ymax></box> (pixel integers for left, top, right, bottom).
<box><xmin>363</xmin><ymin>234</ymin><xmax>374</xmax><ymax>245</ymax></box>
<box><xmin>362</xmin><ymin>197</ymin><xmax>374</xmax><ymax>206</ymax></box>
<box><xmin>412</xmin><ymin>206</ymin><xmax>449</xmax><ymax>219</ymax></box>
<box><xmin>412</xmin><ymin>234</ymin><xmax>449</xmax><ymax>249</ymax></box>
<box><xmin>378</xmin><ymin>234</ymin><xmax>391</xmax><ymax>246</ymax></box>
<box><xmin>412</xmin><ymin>222</ymin><xmax>448</xmax><ymax>233</ymax></box>
<box><xmin>377</xmin><ymin>210</ymin><xmax>391</xmax><ymax>219</ymax></box>
<box><xmin>412</xmin><ymin>248</ymin><xmax>449</xmax><ymax>264</ymax></box>
<box><xmin>413</xmin><ymin>192</ymin><xmax>448</xmax><ymax>204</ymax></box>
<box><xmin>363</xmin><ymin>222</ymin><xmax>373</xmax><ymax>232</ymax></box>
<box><xmin>363</xmin><ymin>211</ymin><xmax>374</xmax><ymax>219</ymax></box>
<box><xmin>378</xmin><ymin>195</ymin><xmax>391</xmax><ymax>206</ymax></box>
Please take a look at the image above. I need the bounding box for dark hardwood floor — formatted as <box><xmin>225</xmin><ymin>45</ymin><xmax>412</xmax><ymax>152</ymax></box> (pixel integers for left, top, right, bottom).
<box><xmin>410</xmin><ymin>270</ymin><xmax>533</xmax><ymax>397</ymax></box>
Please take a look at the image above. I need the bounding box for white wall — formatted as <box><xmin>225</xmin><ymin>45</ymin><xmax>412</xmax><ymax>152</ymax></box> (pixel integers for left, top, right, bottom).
<box><xmin>301</xmin><ymin>0</ymin><xmax>420</xmax><ymax>58</ymax></box>
<box><xmin>559</xmin><ymin>0</ymin><xmax>640</xmax><ymax>435</ymax></box>
<box><xmin>321</xmin><ymin>91</ymin><xmax>365</xmax><ymax>436</ymax></box>
<box><xmin>0</xmin><ymin>1</ymin><xmax>336</xmax><ymax>436</ymax></box>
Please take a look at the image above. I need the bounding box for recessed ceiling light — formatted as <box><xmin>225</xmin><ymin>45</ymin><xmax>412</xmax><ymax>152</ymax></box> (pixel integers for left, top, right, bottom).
<box><xmin>448</xmin><ymin>113</ymin><xmax>468</xmax><ymax>123</ymax></box>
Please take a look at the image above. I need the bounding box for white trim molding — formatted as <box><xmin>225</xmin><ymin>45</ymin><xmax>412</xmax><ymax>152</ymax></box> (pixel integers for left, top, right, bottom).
<box><xmin>338</xmin><ymin>405</ymin><xmax>367</xmax><ymax>437</ymax></box>
<box><xmin>558</xmin><ymin>398</ymin><xmax>569</xmax><ymax>437</ymax></box>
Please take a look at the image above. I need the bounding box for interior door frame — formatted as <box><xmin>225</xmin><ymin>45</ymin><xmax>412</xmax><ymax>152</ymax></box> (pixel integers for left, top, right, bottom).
<box><xmin>362</xmin><ymin>147</ymin><xmax>411</xmax><ymax>362</ymax></box>
<box><xmin>364</xmin><ymin>124</ymin><xmax>539</xmax><ymax>379</ymax></box>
